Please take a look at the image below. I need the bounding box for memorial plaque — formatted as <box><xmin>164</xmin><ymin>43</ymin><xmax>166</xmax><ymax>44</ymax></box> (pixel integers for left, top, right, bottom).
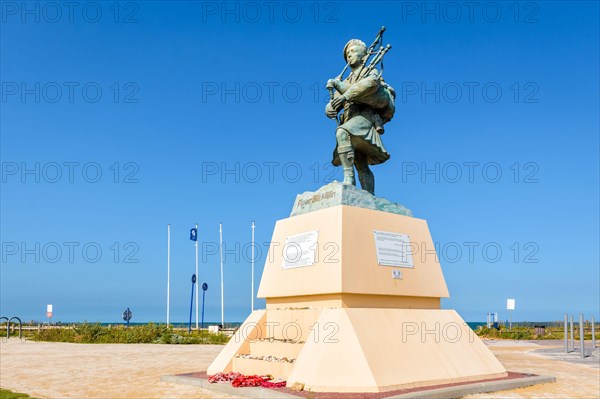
<box><xmin>373</xmin><ymin>230</ymin><xmax>414</xmax><ymax>268</ymax></box>
<box><xmin>282</xmin><ymin>230</ymin><xmax>319</xmax><ymax>269</ymax></box>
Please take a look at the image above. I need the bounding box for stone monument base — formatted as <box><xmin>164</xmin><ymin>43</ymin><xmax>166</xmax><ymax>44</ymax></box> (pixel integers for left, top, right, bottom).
<box><xmin>207</xmin><ymin>308</ymin><xmax>507</xmax><ymax>392</ymax></box>
<box><xmin>208</xmin><ymin>183</ymin><xmax>507</xmax><ymax>392</ymax></box>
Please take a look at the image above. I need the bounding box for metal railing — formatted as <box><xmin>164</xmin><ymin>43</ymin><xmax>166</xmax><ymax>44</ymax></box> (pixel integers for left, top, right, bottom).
<box><xmin>0</xmin><ymin>316</ymin><xmax>23</xmax><ymax>340</ymax></box>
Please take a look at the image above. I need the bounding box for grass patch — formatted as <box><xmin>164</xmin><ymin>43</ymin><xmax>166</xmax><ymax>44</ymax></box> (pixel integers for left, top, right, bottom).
<box><xmin>475</xmin><ymin>325</ymin><xmax>600</xmax><ymax>340</ymax></box>
<box><xmin>0</xmin><ymin>388</ymin><xmax>37</xmax><ymax>399</ymax></box>
<box><xmin>19</xmin><ymin>323</ymin><xmax>230</xmax><ymax>344</ymax></box>
<box><xmin>476</xmin><ymin>326</ymin><xmax>534</xmax><ymax>340</ymax></box>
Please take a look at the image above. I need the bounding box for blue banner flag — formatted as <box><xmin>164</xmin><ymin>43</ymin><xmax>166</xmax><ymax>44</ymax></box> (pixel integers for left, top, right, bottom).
<box><xmin>190</xmin><ymin>228</ymin><xmax>198</xmax><ymax>241</ymax></box>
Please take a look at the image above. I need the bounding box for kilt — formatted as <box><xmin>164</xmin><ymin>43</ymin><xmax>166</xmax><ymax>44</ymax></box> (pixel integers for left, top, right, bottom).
<box><xmin>332</xmin><ymin>109</ymin><xmax>390</xmax><ymax>166</ymax></box>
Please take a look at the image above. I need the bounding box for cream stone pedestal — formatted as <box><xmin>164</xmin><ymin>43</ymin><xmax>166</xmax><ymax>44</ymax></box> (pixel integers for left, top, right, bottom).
<box><xmin>208</xmin><ymin>191</ymin><xmax>507</xmax><ymax>392</ymax></box>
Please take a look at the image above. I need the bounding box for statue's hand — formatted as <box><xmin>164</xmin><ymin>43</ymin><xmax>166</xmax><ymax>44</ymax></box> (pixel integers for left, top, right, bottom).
<box><xmin>326</xmin><ymin>79</ymin><xmax>340</xmax><ymax>90</ymax></box>
<box><xmin>325</xmin><ymin>103</ymin><xmax>338</xmax><ymax>119</ymax></box>
<box><xmin>331</xmin><ymin>94</ymin><xmax>346</xmax><ymax>110</ymax></box>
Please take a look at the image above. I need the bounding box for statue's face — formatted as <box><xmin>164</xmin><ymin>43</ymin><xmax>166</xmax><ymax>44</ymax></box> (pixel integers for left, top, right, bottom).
<box><xmin>346</xmin><ymin>45</ymin><xmax>366</xmax><ymax>67</ymax></box>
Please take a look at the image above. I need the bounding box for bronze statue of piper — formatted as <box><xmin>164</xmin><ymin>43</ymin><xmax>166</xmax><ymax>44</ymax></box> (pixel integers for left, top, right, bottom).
<box><xmin>325</xmin><ymin>27</ymin><xmax>396</xmax><ymax>195</ymax></box>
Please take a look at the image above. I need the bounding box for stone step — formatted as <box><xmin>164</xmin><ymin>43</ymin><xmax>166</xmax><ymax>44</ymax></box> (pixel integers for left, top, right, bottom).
<box><xmin>232</xmin><ymin>357</ymin><xmax>295</xmax><ymax>380</ymax></box>
<box><xmin>249</xmin><ymin>340</ymin><xmax>304</xmax><ymax>359</ymax></box>
<box><xmin>264</xmin><ymin>308</ymin><xmax>322</xmax><ymax>341</ymax></box>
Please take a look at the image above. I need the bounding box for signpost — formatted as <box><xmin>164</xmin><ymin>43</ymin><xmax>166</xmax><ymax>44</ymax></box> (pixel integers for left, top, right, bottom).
<box><xmin>188</xmin><ymin>274</ymin><xmax>196</xmax><ymax>333</ymax></box>
<box><xmin>46</xmin><ymin>304</ymin><xmax>53</xmax><ymax>324</ymax></box>
<box><xmin>506</xmin><ymin>299</ymin><xmax>515</xmax><ymax>330</ymax></box>
<box><xmin>122</xmin><ymin>308</ymin><xmax>132</xmax><ymax>328</ymax></box>
<box><xmin>190</xmin><ymin>225</ymin><xmax>199</xmax><ymax>329</ymax></box>
<box><xmin>219</xmin><ymin>223</ymin><xmax>224</xmax><ymax>327</ymax></box>
<box><xmin>251</xmin><ymin>221</ymin><xmax>255</xmax><ymax>312</ymax></box>
<box><xmin>167</xmin><ymin>224</ymin><xmax>171</xmax><ymax>327</ymax></box>
<box><xmin>201</xmin><ymin>282</ymin><xmax>208</xmax><ymax>329</ymax></box>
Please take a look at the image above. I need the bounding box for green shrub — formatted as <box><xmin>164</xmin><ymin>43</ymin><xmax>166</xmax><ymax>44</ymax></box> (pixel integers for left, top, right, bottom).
<box><xmin>30</xmin><ymin>323</ymin><xmax>230</xmax><ymax>344</ymax></box>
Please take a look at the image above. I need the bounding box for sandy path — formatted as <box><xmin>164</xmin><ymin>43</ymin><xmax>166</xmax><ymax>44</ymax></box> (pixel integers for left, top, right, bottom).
<box><xmin>0</xmin><ymin>340</ymin><xmax>240</xmax><ymax>399</ymax></box>
<box><xmin>1</xmin><ymin>339</ymin><xmax>598</xmax><ymax>398</ymax></box>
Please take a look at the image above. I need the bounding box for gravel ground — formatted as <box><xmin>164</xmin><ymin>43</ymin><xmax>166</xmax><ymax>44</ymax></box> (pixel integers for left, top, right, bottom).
<box><xmin>466</xmin><ymin>341</ymin><xmax>599</xmax><ymax>399</ymax></box>
<box><xmin>1</xmin><ymin>339</ymin><xmax>598</xmax><ymax>399</ymax></box>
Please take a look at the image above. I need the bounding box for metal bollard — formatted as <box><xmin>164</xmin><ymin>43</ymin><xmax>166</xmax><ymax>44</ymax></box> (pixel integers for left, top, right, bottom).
<box><xmin>579</xmin><ymin>314</ymin><xmax>585</xmax><ymax>358</ymax></box>
<box><xmin>564</xmin><ymin>313</ymin><xmax>568</xmax><ymax>353</ymax></box>
<box><xmin>570</xmin><ymin>315</ymin><xmax>574</xmax><ymax>351</ymax></box>
<box><xmin>592</xmin><ymin>316</ymin><xmax>596</xmax><ymax>350</ymax></box>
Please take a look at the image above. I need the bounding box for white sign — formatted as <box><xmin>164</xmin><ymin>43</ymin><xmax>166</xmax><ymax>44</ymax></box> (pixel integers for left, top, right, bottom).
<box><xmin>507</xmin><ymin>299</ymin><xmax>515</xmax><ymax>310</ymax></box>
<box><xmin>373</xmin><ymin>230</ymin><xmax>414</xmax><ymax>268</ymax></box>
<box><xmin>47</xmin><ymin>304</ymin><xmax>53</xmax><ymax>312</ymax></box>
<box><xmin>282</xmin><ymin>230</ymin><xmax>319</xmax><ymax>269</ymax></box>
<box><xmin>392</xmin><ymin>270</ymin><xmax>403</xmax><ymax>279</ymax></box>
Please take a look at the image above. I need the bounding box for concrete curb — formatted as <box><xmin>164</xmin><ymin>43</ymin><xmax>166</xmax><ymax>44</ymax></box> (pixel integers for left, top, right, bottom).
<box><xmin>161</xmin><ymin>374</ymin><xmax>555</xmax><ymax>399</ymax></box>
<box><xmin>160</xmin><ymin>375</ymin><xmax>302</xmax><ymax>398</ymax></box>
<box><xmin>388</xmin><ymin>375</ymin><xmax>556</xmax><ymax>399</ymax></box>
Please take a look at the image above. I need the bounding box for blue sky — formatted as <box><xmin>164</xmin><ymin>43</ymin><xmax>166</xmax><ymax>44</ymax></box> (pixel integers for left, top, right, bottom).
<box><xmin>1</xmin><ymin>1</ymin><xmax>598</xmax><ymax>324</ymax></box>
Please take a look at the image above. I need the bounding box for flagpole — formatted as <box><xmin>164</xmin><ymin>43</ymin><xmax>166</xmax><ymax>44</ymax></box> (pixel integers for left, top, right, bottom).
<box><xmin>219</xmin><ymin>222</ymin><xmax>224</xmax><ymax>327</ymax></box>
<box><xmin>251</xmin><ymin>221</ymin><xmax>255</xmax><ymax>312</ymax></box>
<box><xmin>167</xmin><ymin>224</ymin><xmax>171</xmax><ymax>327</ymax></box>
<box><xmin>195</xmin><ymin>223</ymin><xmax>199</xmax><ymax>330</ymax></box>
